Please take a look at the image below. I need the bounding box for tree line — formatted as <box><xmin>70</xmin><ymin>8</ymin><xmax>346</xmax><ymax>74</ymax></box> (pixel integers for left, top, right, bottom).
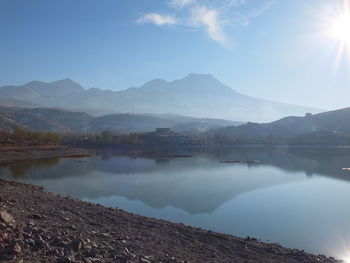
<box><xmin>61</xmin><ymin>130</ymin><xmax>141</xmax><ymax>146</ymax></box>
<box><xmin>0</xmin><ymin>127</ymin><xmax>61</xmax><ymax>146</ymax></box>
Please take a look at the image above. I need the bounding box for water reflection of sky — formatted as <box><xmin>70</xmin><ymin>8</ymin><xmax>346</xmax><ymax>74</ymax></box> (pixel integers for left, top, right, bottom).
<box><xmin>1</xmin><ymin>147</ymin><xmax>350</xmax><ymax>259</ymax></box>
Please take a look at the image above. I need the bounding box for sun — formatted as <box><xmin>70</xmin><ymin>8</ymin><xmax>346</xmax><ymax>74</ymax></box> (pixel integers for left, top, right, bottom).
<box><xmin>330</xmin><ymin>12</ymin><xmax>350</xmax><ymax>42</ymax></box>
<box><xmin>322</xmin><ymin>0</ymin><xmax>350</xmax><ymax>66</ymax></box>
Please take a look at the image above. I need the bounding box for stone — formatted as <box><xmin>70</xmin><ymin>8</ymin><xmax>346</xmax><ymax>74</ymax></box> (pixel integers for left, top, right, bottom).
<box><xmin>86</xmin><ymin>248</ymin><xmax>99</xmax><ymax>257</ymax></box>
<box><xmin>0</xmin><ymin>252</ymin><xmax>16</xmax><ymax>260</ymax></box>
<box><xmin>28</xmin><ymin>214</ymin><xmax>43</xmax><ymax>220</ymax></box>
<box><xmin>0</xmin><ymin>210</ymin><xmax>15</xmax><ymax>225</ymax></box>
<box><xmin>58</xmin><ymin>255</ymin><xmax>76</xmax><ymax>263</ymax></box>
<box><xmin>27</xmin><ymin>238</ymin><xmax>36</xmax><ymax>246</ymax></box>
<box><xmin>71</xmin><ymin>238</ymin><xmax>84</xmax><ymax>251</ymax></box>
<box><xmin>12</xmin><ymin>243</ymin><xmax>22</xmax><ymax>255</ymax></box>
<box><xmin>139</xmin><ymin>257</ymin><xmax>151</xmax><ymax>263</ymax></box>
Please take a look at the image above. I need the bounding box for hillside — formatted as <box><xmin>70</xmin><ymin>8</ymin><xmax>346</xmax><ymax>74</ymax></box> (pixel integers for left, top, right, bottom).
<box><xmin>0</xmin><ymin>107</ymin><xmax>240</xmax><ymax>134</ymax></box>
<box><xmin>0</xmin><ymin>74</ymin><xmax>321</xmax><ymax>122</ymax></box>
<box><xmin>211</xmin><ymin>108</ymin><xmax>350</xmax><ymax>145</ymax></box>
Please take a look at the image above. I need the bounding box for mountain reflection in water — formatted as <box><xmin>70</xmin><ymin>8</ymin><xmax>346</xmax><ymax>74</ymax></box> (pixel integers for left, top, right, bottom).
<box><xmin>1</xmin><ymin>147</ymin><xmax>350</xmax><ymax>258</ymax></box>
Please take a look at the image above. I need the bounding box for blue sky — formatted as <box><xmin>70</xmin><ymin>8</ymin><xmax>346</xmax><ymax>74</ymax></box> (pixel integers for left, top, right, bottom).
<box><xmin>1</xmin><ymin>0</ymin><xmax>350</xmax><ymax>109</ymax></box>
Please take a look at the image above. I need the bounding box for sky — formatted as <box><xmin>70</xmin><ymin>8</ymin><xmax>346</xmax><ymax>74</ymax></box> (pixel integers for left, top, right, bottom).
<box><xmin>1</xmin><ymin>0</ymin><xmax>350</xmax><ymax>110</ymax></box>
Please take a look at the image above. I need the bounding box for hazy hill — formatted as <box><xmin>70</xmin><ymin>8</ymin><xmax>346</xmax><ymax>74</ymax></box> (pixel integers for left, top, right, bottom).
<box><xmin>0</xmin><ymin>107</ymin><xmax>240</xmax><ymax>134</ymax></box>
<box><xmin>0</xmin><ymin>79</ymin><xmax>84</xmax><ymax>99</ymax></box>
<box><xmin>0</xmin><ymin>98</ymin><xmax>40</xmax><ymax>108</ymax></box>
<box><xmin>0</xmin><ymin>74</ymin><xmax>321</xmax><ymax>122</ymax></box>
<box><xmin>211</xmin><ymin>108</ymin><xmax>350</xmax><ymax>144</ymax></box>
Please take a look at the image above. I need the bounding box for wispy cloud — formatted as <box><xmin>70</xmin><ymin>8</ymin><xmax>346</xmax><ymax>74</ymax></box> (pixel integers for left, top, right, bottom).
<box><xmin>227</xmin><ymin>0</ymin><xmax>247</xmax><ymax>7</ymax></box>
<box><xmin>250</xmin><ymin>1</ymin><xmax>276</xmax><ymax>18</ymax></box>
<box><xmin>136</xmin><ymin>0</ymin><xmax>275</xmax><ymax>47</ymax></box>
<box><xmin>190</xmin><ymin>6</ymin><xmax>227</xmax><ymax>45</ymax></box>
<box><xmin>169</xmin><ymin>0</ymin><xmax>196</xmax><ymax>8</ymax></box>
<box><xmin>137</xmin><ymin>13</ymin><xmax>177</xmax><ymax>26</ymax></box>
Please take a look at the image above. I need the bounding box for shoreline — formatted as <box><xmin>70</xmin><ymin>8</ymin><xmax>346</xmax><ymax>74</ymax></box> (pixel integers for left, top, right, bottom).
<box><xmin>0</xmin><ymin>179</ymin><xmax>342</xmax><ymax>263</ymax></box>
<box><xmin>2</xmin><ymin>144</ymin><xmax>350</xmax><ymax>165</ymax></box>
<box><xmin>0</xmin><ymin>146</ymin><xmax>93</xmax><ymax>164</ymax></box>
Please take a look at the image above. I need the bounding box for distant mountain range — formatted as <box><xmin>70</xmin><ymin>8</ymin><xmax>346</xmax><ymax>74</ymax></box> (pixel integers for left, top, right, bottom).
<box><xmin>0</xmin><ymin>74</ymin><xmax>321</xmax><ymax>122</ymax></box>
<box><xmin>0</xmin><ymin>106</ymin><xmax>240</xmax><ymax>134</ymax></box>
<box><xmin>211</xmin><ymin>107</ymin><xmax>350</xmax><ymax>145</ymax></box>
<box><xmin>3</xmin><ymin>105</ymin><xmax>350</xmax><ymax>145</ymax></box>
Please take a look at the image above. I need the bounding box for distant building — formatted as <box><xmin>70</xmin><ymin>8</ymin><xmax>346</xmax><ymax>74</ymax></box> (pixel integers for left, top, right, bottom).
<box><xmin>140</xmin><ymin>129</ymin><xmax>205</xmax><ymax>146</ymax></box>
<box><xmin>305</xmin><ymin>113</ymin><xmax>312</xmax><ymax>117</ymax></box>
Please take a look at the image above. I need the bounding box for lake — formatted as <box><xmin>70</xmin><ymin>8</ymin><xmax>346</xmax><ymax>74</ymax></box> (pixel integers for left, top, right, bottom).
<box><xmin>1</xmin><ymin>146</ymin><xmax>350</xmax><ymax>261</ymax></box>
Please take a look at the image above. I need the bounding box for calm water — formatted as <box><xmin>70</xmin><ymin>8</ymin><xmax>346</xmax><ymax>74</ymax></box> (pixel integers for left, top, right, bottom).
<box><xmin>1</xmin><ymin>147</ymin><xmax>350</xmax><ymax>260</ymax></box>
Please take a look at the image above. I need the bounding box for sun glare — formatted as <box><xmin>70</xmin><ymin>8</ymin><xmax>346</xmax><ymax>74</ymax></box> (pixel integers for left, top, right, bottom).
<box><xmin>330</xmin><ymin>12</ymin><xmax>350</xmax><ymax>42</ymax></box>
<box><xmin>321</xmin><ymin>0</ymin><xmax>350</xmax><ymax>68</ymax></box>
<box><xmin>341</xmin><ymin>254</ymin><xmax>350</xmax><ymax>263</ymax></box>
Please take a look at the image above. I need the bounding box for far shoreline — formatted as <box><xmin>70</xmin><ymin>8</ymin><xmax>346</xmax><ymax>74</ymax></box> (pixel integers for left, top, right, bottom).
<box><xmin>0</xmin><ymin>145</ymin><xmax>93</xmax><ymax>164</ymax></box>
<box><xmin>2</xmin><ymin>143</ymin><xmax>350</xmax><ymax>165</ymax></box>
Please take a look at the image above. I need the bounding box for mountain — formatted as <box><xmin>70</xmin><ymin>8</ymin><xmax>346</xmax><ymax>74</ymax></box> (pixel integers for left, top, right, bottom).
<box><xmin>0</xmin><ymin>79</ymin><xmax>84</xmax><ymax>99</ymax></box>
<box><xmin>0</xmin><ymin>107</ymin><xmax>240</xmax><ymax>134</ymax></box>
<box><xmin>211</xmin><ymin>108</ymin><xmax>350</xmax><ymax>145</ymax></box>
<box><xmin>0</xmin><ymin>74</ymin><xmax>321</xmax><ymax>122</ymax></box>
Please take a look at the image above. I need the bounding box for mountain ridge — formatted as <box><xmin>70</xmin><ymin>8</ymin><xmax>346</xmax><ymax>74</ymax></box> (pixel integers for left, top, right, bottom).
<box><xmin>0</xmin><ymin>74</ymin><xmax>322</xmax><ymax>122</ymax></box>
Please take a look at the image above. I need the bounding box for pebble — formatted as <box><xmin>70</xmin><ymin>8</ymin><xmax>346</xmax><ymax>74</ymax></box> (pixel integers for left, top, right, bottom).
<box><xmin>0</xmin><ymin>179</ymin><xmax>342</xmax><ymax>263</ymax></box>
<box><xmin>0</xmin><ymin>210</ymin><xmax>15</xmax><ymax>225</ymax></box>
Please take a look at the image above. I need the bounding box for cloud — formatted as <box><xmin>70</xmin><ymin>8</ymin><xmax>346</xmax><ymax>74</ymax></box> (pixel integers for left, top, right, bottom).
<box><xmin>137</xmin><ymin>13</ymin><xmax>177</xmax><ymax>26</ymax></box>
<box><xmin>190</xmin><ymin>6</ymin><xmax>227</xmax><ymax>45</ymax></box>
<box><xmin>169</xmin><ymin>0</ymin><xmax>196</xmax><ymax>8</ymax></box>
<box><xmin>250</xmin><ymin>1</ymin><xmax>275</xmax><ymax>18</ymax></box>
<box><xmin>230</xmin><ymin>1</ymin><xmax>275</xmax><ymax>27</ymax></box>
<box><xmin>231</xmin><ymin>12</ymin><xmax>250</xmax><ymax>26</ymax></box>
<box><xmin>227</xmin><ymin>0</ymin><xmax>247</xmax><ymax>6</ymax></box>
<box><xmin>136</xmin><ymin>0</ymin><xmax>275</xmax><ymax>47</ymax></box>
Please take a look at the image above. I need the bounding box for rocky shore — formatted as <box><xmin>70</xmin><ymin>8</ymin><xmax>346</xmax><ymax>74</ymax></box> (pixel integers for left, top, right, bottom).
<box><xmin>0</xmin><ymin>179</ymin><xmax>343</xmax><ymax>263</ymax></box>
<box><xmin>0</xmin><ymin>146</ymin><xmax>92</xmax><ymax>164</ymax></box>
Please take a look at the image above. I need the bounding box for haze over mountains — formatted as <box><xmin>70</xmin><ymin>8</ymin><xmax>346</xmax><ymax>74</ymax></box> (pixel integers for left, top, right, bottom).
<box><xmin>2</xmin><ymin>73</ymin><xmax>350</xmax><ymax>144</ymax></box>
<box><xmin>0</xmin><ymin>74</ymin><xmax>321</xmax><ymax>123</ymax></box>
<box><xmin>211</xmin><ymin>107</ymin><xmax>350</xmax><ymax>145</ymax></box>
<box><xmin>0</xmin><ymin>107</ymin><xmax>239</xmax><ymax>134</ymax></box>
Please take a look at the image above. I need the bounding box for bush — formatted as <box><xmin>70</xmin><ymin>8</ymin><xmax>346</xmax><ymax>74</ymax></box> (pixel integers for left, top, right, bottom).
<box><xmin>0</xmin><ymin>127</ymin><xmax>61</xmax><ymax>146</ymax></box>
